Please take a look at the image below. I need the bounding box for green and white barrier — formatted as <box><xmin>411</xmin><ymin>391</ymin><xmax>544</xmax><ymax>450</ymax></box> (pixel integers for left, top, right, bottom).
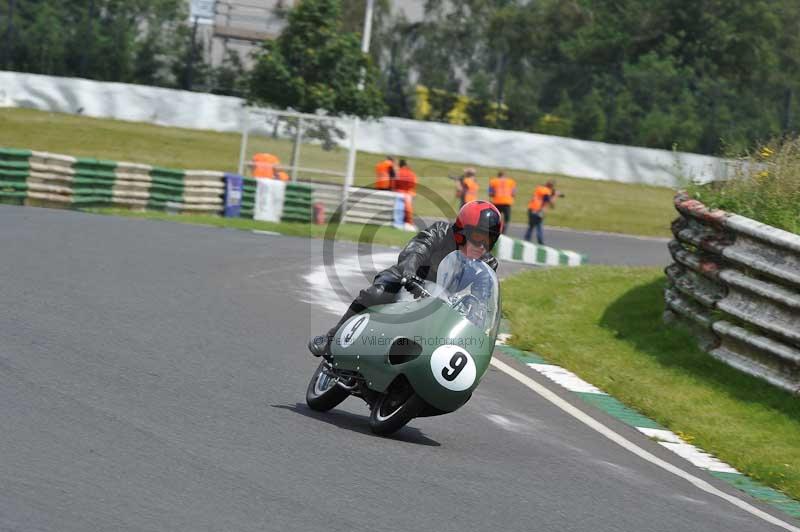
<box><xmin>0</xmin><ymin>147</ymin><xmax>226</xmax><ymax>214</ymax></box>
<box><xmin>495</xmin><ymin>234</ymin><xmax>587</xmax><ymax>267</ymax></box>
<box><xmin>147</xmin><ymin>166</ymin><xmax>185</xmax><ymax>211</ymax></box>
<box><xmin>1</xmin><ymin>146</ymin><xmax>396</xmax><ymax>228</ymax></box>
<box><xmin>250</xmin><ymin>179</ymin><xmax>314</xmax><ymax>223</ymax></box>
<box><xmin>0</xmin><ymin>148</ymin><xmax>30</xmax><ymax>205</ymax></box>
<box><xmin>241</xmin><ymin>177</ymin><xmax>256</xmax><ymax>218</ymax></box>
<box><xmin>183</xmin><ymin>171</ymin><xmax>226</xmax><ymax>213</ymax></box>
<box><xmin>73</xmin><ymin>157</ymin><xmax>118</xmax><ymax>207</ymax></box>
<box><xmin>112</xmin><ymin>161</ymin><xmax>153</xmax><ymax>209</ymax></box>
<box><xmin>282</xmin><ymin>182</ymin><xmax>313</xmax><ymax>223</ymax></box>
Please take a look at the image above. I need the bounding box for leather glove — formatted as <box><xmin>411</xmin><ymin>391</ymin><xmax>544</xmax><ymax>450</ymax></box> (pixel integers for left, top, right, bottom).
<box><xmin>401</xmin><ymin>273</ymin><xmax>426</xmax><ymax>299</ymax></box>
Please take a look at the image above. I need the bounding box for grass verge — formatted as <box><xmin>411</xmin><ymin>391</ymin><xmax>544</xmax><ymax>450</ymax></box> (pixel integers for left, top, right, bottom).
<box><xmin>1</xmin><ymin>107</ymin><xmax>676</xmax><ymax>236</ymax></box>
<box><xmin>83</xmin><ymin>208</ymin><xmax>414</xmax><ymax>248</ymax></box>
<box><xmin>502</xmin><ymin>266</ymin><xmax>800</xmax><ymax>500</ymax></box>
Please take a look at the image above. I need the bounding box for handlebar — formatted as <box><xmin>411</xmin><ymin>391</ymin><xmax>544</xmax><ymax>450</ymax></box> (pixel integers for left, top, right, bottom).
<box><xmin>400</xmin><ymin>276</ymin><xmax>432</xmax><ymax>299</ymax></box>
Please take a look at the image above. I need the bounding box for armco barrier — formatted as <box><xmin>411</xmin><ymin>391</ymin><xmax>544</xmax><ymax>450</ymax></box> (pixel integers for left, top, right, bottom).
<box><xmin>665</xmin><ymin>192</ymin><xmax>800</xmax><ymax>394</ymax></box>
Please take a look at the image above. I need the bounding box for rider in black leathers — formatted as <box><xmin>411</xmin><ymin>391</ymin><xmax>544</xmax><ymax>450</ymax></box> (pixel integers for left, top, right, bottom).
<box><xmin>309</xmin><ymin>201</ymin><xmax>503</xmax><ymax>358</ymax></box>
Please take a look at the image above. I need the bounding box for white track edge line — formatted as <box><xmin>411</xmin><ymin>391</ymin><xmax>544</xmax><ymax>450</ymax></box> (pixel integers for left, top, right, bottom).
<box><xmin>489</xmin><ymin>357</ymin><xmax>800</xmax><ymax>532</ymax></box>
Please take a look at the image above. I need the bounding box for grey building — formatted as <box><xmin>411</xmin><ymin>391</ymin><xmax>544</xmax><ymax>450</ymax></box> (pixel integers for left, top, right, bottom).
<box><xmin>189</xmin><ymin>0</ymin><xmax>296</xmax><ymax>68</ymax></box>
<box><xmin>191</xmin><ymin>0</ymin><xmax>424</xmax><ymax>68</ymax></box>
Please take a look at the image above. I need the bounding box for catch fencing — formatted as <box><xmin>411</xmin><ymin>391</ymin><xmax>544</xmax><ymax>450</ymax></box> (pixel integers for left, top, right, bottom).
<box><xmin>664</xmin><ymin>193</ymin><xmax>800</xmax><ymax>394</ymax></box>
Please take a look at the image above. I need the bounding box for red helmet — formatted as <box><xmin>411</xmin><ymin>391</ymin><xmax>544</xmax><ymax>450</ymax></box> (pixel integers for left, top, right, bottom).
<box><xmin>453</xmin><ymin>200</ymin><xmax>503</xmax><ymax>247</ymax></box>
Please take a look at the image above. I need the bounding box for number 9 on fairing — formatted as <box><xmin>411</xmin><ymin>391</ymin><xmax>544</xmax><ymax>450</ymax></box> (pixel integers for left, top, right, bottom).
<box><xmin>430</xmin><ymin>345</ymin><xmax>477</xmax><ymax>391</ymax></box>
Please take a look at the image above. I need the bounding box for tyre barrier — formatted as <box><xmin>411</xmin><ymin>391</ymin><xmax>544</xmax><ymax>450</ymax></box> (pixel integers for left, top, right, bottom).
<box><xmin>665</xmin><ymin>192</ymin><xmax>800</xmax><ymax>394</ymax></box>
<box><xmin>0</xmin><ymin>147</ymin><xmax>226</xmax><ymax>214</ymax></box>
<box><xmin>1</xmin><ymin>147</ymin><xmax>397</xmax><ymax>227</ymax></box>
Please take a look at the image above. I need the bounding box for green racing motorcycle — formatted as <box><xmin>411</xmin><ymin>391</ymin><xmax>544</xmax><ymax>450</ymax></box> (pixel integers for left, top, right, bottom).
<box><xmin>305</xmin><ymin>250</ymin><xmax>501</xmax><ymax>436</ymax></box>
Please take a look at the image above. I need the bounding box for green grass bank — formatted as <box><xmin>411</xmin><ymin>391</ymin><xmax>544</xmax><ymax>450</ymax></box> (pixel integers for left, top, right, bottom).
<box><xmin>1</xmin><ymin>108</ymin><xmax>676</xmax><ymax>237</ymax></box>
<box><xmin>501</xmin><ymin>266</ymin><xmax>800</xmax><ymax>501</ymax></box>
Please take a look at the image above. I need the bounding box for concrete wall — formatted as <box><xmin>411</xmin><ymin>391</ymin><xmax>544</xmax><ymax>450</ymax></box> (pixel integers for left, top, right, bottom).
<box><xmin>0</xmin><ymin>70</ymin><xmax>729</xmax><ymax>187</ymax></box>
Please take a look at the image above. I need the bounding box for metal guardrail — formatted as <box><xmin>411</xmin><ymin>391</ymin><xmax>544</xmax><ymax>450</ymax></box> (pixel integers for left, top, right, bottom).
<box><xmin>665</xmin><ymin>192</ymin><xmax>800</xmax><ymax>394</ymax></box>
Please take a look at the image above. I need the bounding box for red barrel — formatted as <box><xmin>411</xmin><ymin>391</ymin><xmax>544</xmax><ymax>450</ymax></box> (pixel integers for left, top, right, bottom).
<box><xmin>313</xmin><ymin>202</ymin><xmax>326</xmax><ymax>225</ymax></box>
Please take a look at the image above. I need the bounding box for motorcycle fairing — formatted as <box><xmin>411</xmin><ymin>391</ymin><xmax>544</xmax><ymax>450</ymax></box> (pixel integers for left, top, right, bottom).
<box><xmin>330</xmin><ymin>297</ymin><xmax>495</xmax><ymax>413</ymax></box>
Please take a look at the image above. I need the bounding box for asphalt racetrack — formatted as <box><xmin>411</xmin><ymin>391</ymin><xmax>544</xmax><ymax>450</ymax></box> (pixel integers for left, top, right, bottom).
<box><xmin>0</xmin><ymin>205</ymin><xmax>794</xmax><ymax>532</ymax></box>
<box><xmin>505</xmin><ymin>222</ymin><xmax>671</xmax><ymax>266</ymax></box>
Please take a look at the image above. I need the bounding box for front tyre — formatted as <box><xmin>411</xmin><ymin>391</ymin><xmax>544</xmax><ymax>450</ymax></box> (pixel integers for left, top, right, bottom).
<box><xmin>306</xmin><ymin>362</ymin><xmax>350</xmax><ymax>412</ymax></box>
<box><xmin>369</xmin><ymin>378</ymin><xmax>426</xmax><ymax>436</ymax></box>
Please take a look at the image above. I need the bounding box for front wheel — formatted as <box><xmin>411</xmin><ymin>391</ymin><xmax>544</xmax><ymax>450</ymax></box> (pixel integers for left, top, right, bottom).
<box><xmin>306</xmin><ymin>362</ymin><xmax>350</xmax><ymax>412</ymax></box>
<box><xmin>369</xmin><ymin>378</ymin><xmax>426</xmax><ymax>436</ymax></box>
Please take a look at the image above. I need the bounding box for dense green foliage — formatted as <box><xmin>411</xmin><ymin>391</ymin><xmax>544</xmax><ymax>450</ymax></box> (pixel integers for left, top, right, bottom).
<box><xmin>5</xmin><ymin>0</ymin><xmax>800</xmax><ymax>154</ymax></box>
<box><xmin>1</xmin><ymin>0</ymin><xmax>178</xmax><ymax>82</ymax></box>
<box><xmin>689</xmin><ymin>139</ymin><xmax>800</xmax><ymax>233</ymax></box>
<box><xmin>248</xmin><ymin>0</ymin><xmax>385</xmax><ymax>118</ymax></box>
<box><xmin>0</xmin><ymin>0</ymin><xmax>245</xmax><ymax>94</ymax></box>
<box><xmin>376</xmin><ymin>0</ymin><xmax>800</xmax><ymax>155</ymax></box>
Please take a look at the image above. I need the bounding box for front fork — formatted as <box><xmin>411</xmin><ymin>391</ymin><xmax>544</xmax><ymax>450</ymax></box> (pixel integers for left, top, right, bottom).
<box><xmin>321</xmin><ymin>361</ymin><xmax>378</xmax><ymax>408</ymax></box>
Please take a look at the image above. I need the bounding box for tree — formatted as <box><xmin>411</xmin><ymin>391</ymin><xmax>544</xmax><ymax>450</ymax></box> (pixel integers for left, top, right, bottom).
<box><xmin>249</xmin><ymin>0</ymin><xmax>385</xmax><ymax>119</ymax></box>
<box><xmin>2</xmin><ymin>0</ymin><xmax>185</xmax><ymax>85</ymax></box>
<box><xmin>171</xmin><ymin>20</ymin><xmax>209</xmax><ymax>91</ymax></box>
<box><xmin>211</xmin><ymin>50</ymin><xmax>247</xmax><ymax>96</ymax></box>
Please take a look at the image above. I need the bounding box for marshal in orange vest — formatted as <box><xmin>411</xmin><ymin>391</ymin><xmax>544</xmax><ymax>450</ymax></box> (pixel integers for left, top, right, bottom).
<box><xmin>251</xmin><ymin>153</ymin><xmax>280</xmax><ymax>179</ymax></box>
<box><xmin>374</xmin><ymin>157</ymin><xmax>395</xmax><ymax>190</ymax></box>
<box><xmin>488</xmin><ymin>172</ymin><xmax>517</xmax><ymax>206</ymax></box>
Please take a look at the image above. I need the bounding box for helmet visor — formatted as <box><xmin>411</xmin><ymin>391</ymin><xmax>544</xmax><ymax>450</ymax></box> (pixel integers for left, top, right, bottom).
<box><xmin>467</xmin><ymin>230</ymin><xmax>494</xmax><ymax>250</ymax></box>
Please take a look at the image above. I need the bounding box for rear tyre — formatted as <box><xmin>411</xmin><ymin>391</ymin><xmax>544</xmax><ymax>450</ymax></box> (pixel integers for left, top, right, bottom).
<box><xmin>368</xmin><ymin>378</ymin><xmax>425</xmax><ymax>436</ymax></box>
<box><xmin>306</xmin><ymin>362</ymin><xmax>350</xmax><ymax>412</ymax></box>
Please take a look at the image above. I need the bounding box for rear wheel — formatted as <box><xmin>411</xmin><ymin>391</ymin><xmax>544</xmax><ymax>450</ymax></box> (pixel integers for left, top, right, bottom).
<box><xmin>369</xmin><ymin>377</ymin><xmax>425</xmax><ymax>436</ymax></box>
<box><xmin>306</xmin><ymin>362</ymin><xmax>350</xmax><ymax>412</ymax></box>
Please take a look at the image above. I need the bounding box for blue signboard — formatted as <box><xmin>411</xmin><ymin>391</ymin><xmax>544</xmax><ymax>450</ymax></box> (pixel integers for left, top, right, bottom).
<box><xmin>224</xmin><ymin>173</ymin><xmax>243</xmax><ymax>217</ymax></box>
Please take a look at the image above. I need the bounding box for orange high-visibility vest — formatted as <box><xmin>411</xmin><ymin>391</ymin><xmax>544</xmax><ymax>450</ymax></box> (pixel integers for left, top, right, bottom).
<box><xmin>393</xmin><ymin>167</ymin><xmax>417</xmax><ymax>196</ymax></box>
<box><xmin>489</xmin><ymin>177</ymin><xmax>517</xmax><ymax>205</ymax></box>
<box><xmin>374</xmin><ymin>159</ymin><xmax>394</xmax><ymax>189</ymax></box>
<box><xmin>252</xmin><ymin>153</ymin><xmax>280</xmax><ymax>179</ymax></box>
<box><xmin>528</xmin><ymin>185</ymin><xmax>553</xmax><ymax>212</ymax></box>
<box><xmin>462</xmin><ymin>177</ymin><xmax>479</xmax><ymax>203</ymax></box>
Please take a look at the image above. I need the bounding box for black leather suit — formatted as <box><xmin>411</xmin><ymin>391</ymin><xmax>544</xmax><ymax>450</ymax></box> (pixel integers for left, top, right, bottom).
<box><xmin>328</xmin><ymin>221</ymin><xmax>499</xmax><ymax>336</ymax></box>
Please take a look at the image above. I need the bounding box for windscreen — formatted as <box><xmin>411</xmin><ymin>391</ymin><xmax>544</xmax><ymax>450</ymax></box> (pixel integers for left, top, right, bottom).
<box><xmin>435</xmin><ymin>251</ymin><xmax>500</xmax><ymax>335</ymax></box>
